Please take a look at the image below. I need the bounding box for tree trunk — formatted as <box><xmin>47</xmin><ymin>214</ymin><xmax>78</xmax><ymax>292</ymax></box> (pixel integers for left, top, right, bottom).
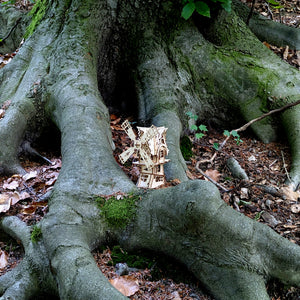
<box><xmin>0</xmin><ymin>0</ymin><xmax>300</xmax><ymax>299</ymax></box>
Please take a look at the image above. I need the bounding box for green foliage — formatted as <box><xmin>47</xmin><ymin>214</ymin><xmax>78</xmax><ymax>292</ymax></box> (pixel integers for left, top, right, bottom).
<box><xmin>24</xmin><ymin>0</ymin><xmax>48</xmax><ymax>39</ymax></box>
<box><xmin>95</xmin><ymin>193</ymin><xmax>140</xmax><ymax>229</ymax></box>
<box><xmin>0</xmin><ymin>0</ymin><xmax>16</xmax><ymax>6</ymax></box>
<box><xmin>31</xmin><ymin>225</ymin><xmax>42</xmax><ymax>243</ymax></box>
<box><xmin>108</xmin><ymin>245</ymin><xmax>155</xmax><ymax>269</ymax></box>
<box><xmin>181</xmin><ymin>0</ymin><xmax>231</xmax><ymax>19</ymax></box>
<box><xmin>254</xmin><ymin>210</ymin><xmax>264</xmax><ymax>221</ymax></box>
<box><xmin>180</xmin><ymin>135</ymin><xmax>193</xmax><ymax>160</ymax></box>
<box><xmin>186</xmin><ymin>112</ymin><xmax>243</xmax><ymax>148</ymax></box>
<box><xmin>186</xmin><ymin>112</ymin><xmax>208</xmax><ymax>140</ymax></box>
<box><xmin>224</xmin><ymin>130</ymin><xmax>243</xmax><ymax>145</ymax></box>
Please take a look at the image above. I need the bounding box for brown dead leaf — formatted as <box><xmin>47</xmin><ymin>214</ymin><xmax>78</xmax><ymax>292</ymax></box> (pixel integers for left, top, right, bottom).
<box><xmin>204</xmin><ymin>169</ymin><xmax>221</xmax><ymax>182</ymax></box>
<box><xmin>283</xmin><ymin>45</ymin><xmax>289</xmax><ymax>60</ymax></box>
<box><xmin>3</xmin><ymin>180</ymin><xmax>19</xmax><ymax>190</ymax></box>
<box><xmin>109</xmin><ymin>276</ymin><xmax>139</xmax><ymax>297</ymax></box>
<box><xmin>10</xmin><ymin>192</ymin><xmax>21</xmax><ymax>206</ymax></box>
<box><xmin>0</xmin><ymin>194</ymin><xmax>11</xmax><ymax>213</ymax></box>
<box><xmin>186</xmin><ymin>170</ymin><xmax>195</xmax><ymax>180</ymax></box>
<box><xmin>22</xmin><ymin>171</ymin><xmax>37</xmax><ymax>181</ymax></box>
<box><xmin>20</xmin><ymin>201</ymin><xmax>48</xmax><ymax>215</ymax></box>
<box><xmin>171</xmin><ymin>291</ymin><xmax>182</xmax><ymax>299</ymax></box>
<box><xmin>0</xmin><ymin>250</ymin><xmax>8</xmax><ymax>269</ymax></box>
<box><xmin>280</xmin><ymin>186</ymin><xmax>300</xmax><ymax>201</ymax></box>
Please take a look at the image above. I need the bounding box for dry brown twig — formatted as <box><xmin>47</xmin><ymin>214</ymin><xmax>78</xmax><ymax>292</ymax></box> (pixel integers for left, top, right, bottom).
<box><xmin>197</xmin><ymin>99</ymin><xmax>300</xmax><ymax>165</ymax></box>
<box><xmin>195</xmin><ymin>99</ymin><xmax>300</xmax><ymax>188</ymax></box>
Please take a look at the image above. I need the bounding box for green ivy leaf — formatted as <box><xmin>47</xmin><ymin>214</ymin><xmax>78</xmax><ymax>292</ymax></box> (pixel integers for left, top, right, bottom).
<box><xmin>220</xmin><ymin>0</ymin><xmax>232</xmax><ymax>12</ymax></box>
<box><xmin>223</xmin><ymin>130</ymin><xmax>230</xmax><ymax>137</ymax></box>
<box><xmin>190</xmin><ymin>124</ymin><xmax>198</xmax><ymax>131</ymax></box>
<box><xmin>266</xmin><ymin>0</ymin><xmax>280</xmax><ymax>5</ymax></box>
<box><xmin>213</xmin><ymin>143</ymin><xmax>219</xmax><ymax>150</ymax></box>
<box><xmin>181</xmin><ymin>2</ymin><xmax>196</xmax><ymax>20</ymax></box>
<box><xmin>195</xmin><ymin>1</ymin><xmax>211</xmax><ymax>17</ymax></box>
<box><xmin>195</xmin><ymin>132</ymin><xmax>205</xmax><ymax>139</ymax></box>
<box><xmin>231</xmin><ymin>130</ymin><xmax>239</xmax><ymax>137</ymax></box>
<box><xmin>199</xmin><ymin>124</ymin><xmax>208</xmax><ymax>132</ymax></box>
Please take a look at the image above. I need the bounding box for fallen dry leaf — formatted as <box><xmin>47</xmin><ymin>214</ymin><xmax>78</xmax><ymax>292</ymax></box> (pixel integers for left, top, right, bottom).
<box><xmin>109</xmin><ymin>276</ymin><xmax>139</xmax><ymax>297</ymax></box>
<box><xmin>23</xmin><ymin>171</ymin><xmax>37</xmax><ymax>181</ymax></box>
<box><xmin>186</xmin><ymin>169</ymin><xmax>196</xmax><ymax>180</ymax></box>
<box><xmin>280</xmin><ymin>186</ymin><xmax>300</xmax><ymax>202</ymax></box>
<box><xmin>0</xmin><ymin>250</ymin><xmax>8</xmax><ymax>269</ymax></box>
<box><xmin>171</xmin><ymin>291</ymin><xmax>182</xmax><ymax>299</ymax></box>
<box><xmin>204</xmin><ymin>169</ymin><xmax>221</xmax><ymax>182</ymax></box>
<box><xmin>0</xmin><ymin>194</ymin><xmax>11</xmax><ymax>213</ymax></box>
<box><xmin>3</xmin><ymin>180</ymin><xmax>19</xmax><ymax>190</ymax></box>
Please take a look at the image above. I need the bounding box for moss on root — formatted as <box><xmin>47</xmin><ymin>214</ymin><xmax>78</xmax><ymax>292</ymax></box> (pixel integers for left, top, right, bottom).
<box><xmin>31</xmin><ymin>225</ymin><xmax>42</xmax><ymax>243</ymax></box>
<box><xmin>24</xmin><ymin>0</ymin><xmax>48</xmax><ymax>38</ymax></box>
<box><xmin>95</xmin><ymin>193</ymin><xmax>140</xmax><ymax>229</ymax></box>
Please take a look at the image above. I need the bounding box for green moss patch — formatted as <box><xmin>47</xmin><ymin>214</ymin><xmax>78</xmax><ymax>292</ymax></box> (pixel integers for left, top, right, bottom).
<box><xmin>95</xmin><ymin>192</ymin><xmax>140</xmax><ymax>229</ymax></box>
<box><xmin>31</xmin><ymin>225</ymin><xmax>42</xmax><ymax>243</ymax></box>
<box><xmin>24</xmin><ymin>0</ymin><xmax>48</xmax><ymax>38</ymax></box>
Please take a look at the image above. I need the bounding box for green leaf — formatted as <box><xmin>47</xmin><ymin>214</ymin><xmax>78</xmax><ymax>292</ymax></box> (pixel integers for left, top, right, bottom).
<box><xmin>195</xmin><ymin>1</ymin><xmax>211</xmax><ymax>17</ymax></box>
<box><xmin>181</xmin><ymin>2</ymin><xmax>196</xmax><ymax>20</ymax></box>
<box><xmin>199</xmin><ymin>124</ymin><xmax>208</xmax><ymax>132</ymax></box>
<box><xmin>223</xmin><ymin>130</ymin><xmax>230</xmax><ymax>137</ymax></box>
<box><xmin>254</xmin><ymin>211</ymin><xmax>264</xmax><ymax>221</ymax></box>
<box><xmin>235</xmin><ymin>138</ymin><xmax>243</xmax><ymax>145</ymax></box>
<box><xmin>0</xmin><ymin>39</ymin><xmax>2</xmax><ymax>42</ymax></box>
<box><xmin>231</xmin><ymin>130</ymin><xmax>239</xmax><ymax>137</ymax></box>
<box><xmin>220</xmin><ymin>0</ymin><xmax>232</xmax><ymax>12</ymax></box>
<box><xmin>195</xmin><ymin>132</ymin><xmax>205</xmax><ymax>139</ymax></box>
<box><xmin>186</xmin><ymin>112</ymin><xmax>198</xmax><ymax>120</ymax></box>
<box><xmin>213</xmin><ymin>143</ymin><xmax>219</xmax><ymax>150</ymax></box>
<box><xmin>190</xmin><ymin>124</ymin><xmax>198</xmax><ymax>131</ymax></box>
<box><xmin>266</xmin><ymin>0</ymin><xmax>280</xmax><ymax>5</ymax></box>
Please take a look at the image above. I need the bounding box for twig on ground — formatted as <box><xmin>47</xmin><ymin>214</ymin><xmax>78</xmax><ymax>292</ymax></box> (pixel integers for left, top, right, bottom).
<box><xmin>198</xmin><ymin>99</ymin><xmax>300</xmax><ymax>165</ymax></box>
<box><xmin>195</xmin><ymin>161</ymin><xmax>229</xmax><ymax>192</ymax></box>
<box><xmin>281</xmin><ymin>150</ymin><xmax>291</xmax><ymax>184</ymax></box>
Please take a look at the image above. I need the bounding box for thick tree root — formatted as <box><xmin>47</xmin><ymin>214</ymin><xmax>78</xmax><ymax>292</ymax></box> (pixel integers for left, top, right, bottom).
<box><xmin>0</xmin><ymin>217</ymin><xmax>58</xmax><ymax>300</ymax></box>
<box><xmin>123</xmin><ymin>180</ymin><xmax>300</xmax><ymax>300</ymax></box>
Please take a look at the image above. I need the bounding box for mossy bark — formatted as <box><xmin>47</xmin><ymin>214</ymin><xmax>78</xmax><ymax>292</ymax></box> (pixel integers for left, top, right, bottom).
<box><xmin>0</xmin><ymin>0</ymin><xmax>300</xmax><ymax>299</ymax></box>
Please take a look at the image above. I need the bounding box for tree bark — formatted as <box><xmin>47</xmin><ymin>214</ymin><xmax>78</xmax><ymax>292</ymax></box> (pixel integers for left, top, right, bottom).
<box><xmin>0</xmin><ymin>0</ymin><xmax>300</xmax><ymax>299</ymax></box>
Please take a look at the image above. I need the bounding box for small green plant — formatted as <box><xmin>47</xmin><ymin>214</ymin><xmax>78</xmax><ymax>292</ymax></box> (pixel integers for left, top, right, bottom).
<box><xmin>186</xmin><ymin>112</ymin><xmax>208</xmax><ymax>139</ymax></box>
<box><xmin>223</xmin><ymin>130</ymin><xmax>243</xmax><ymax>145</ymax></box>
<box><xmin>0</xmin><ymin>0</ymin><xmax>16</xmax><ymax>6</ymax></box>
<box><xmin>95</xmin><ymin>193</ymin><xmax>140</xmax><ymax>229</ymax></box>
<box><xmin>31</xmin><ymin>225</ymin><xmax>42</xmax><ymax>243</ymax></box>
<box><xmin>181</xmin><ymin>0</ymin><xmax>231</xmax><ymax>20</ymax></box>
<box><xmin>186</xmin><ymin>112</ymin><xmax>243</xmax><ymax>152</ymax></box>
<box><xmin>254</xmin><ymin>210</ymin><xmax>264</xmax><ymax>221</ymax></box>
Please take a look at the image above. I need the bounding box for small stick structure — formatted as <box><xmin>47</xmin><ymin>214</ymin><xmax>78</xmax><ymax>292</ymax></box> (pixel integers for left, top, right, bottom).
<box><xmin>119</xmin><ymin>120</ymin><xmax>169</xmax><ymax>189</ymax></box>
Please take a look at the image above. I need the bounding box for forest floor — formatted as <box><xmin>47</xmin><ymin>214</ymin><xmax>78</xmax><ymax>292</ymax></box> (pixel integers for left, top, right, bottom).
<box><xmin>1</xmin><ymin>0</ymin><xmax>300</xmax><ymax>299</ymax></box>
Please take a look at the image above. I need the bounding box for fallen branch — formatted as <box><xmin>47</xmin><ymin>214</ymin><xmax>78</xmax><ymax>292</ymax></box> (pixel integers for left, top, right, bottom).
<box><xmin>198</xmin><ymin>99</ymin><xmax>300</xmax><ymax>164</ymax></box>
<box><xmin>195</xmin><ymin>162</ymin><xmax>229</xmax><ymax>192</ymax></box>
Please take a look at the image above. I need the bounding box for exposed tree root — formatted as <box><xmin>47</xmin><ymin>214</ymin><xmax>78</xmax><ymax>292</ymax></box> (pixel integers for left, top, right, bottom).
<box><xmin>0</xmin><ymin>0</ymin><xmax>300</xmax><ymax>299</ymax></box>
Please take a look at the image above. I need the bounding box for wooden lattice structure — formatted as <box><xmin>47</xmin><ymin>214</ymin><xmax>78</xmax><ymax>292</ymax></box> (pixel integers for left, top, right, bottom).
<box><xmin>119</xmin><ymin>120</ymin><xmax>169</xmax><ymax>189</ymax></box>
